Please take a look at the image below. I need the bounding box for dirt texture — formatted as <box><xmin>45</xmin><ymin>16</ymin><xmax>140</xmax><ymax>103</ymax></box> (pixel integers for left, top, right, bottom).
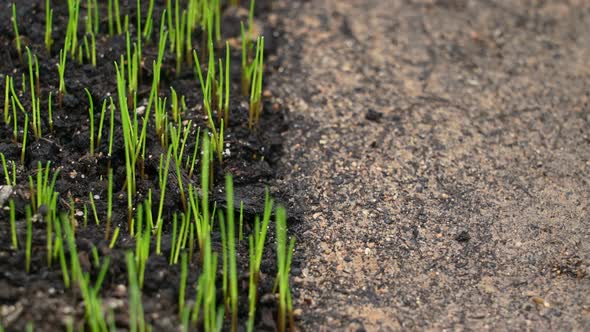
<box><xmin>0</xmin><ymin>1</ymin><xmax>286</xmax><ymax>331</ymax></box>
<box><xmin>270</xmin><ymin>0</ymin><xmax>590</xmax><ymax>330</ymax></box>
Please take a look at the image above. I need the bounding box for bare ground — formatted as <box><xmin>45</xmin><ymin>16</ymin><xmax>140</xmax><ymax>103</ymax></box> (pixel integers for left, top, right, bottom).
<box><xmin>268</xmin><ymin>0</ymin><xmax>590</xmax><ymax>330</ymax></box>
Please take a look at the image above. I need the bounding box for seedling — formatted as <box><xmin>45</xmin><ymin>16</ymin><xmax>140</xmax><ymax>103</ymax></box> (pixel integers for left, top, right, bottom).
<box><xmin>249</xmin><ymin>37</ymin><xmax>265</xmax><ymax>129</ymax></box>
<box><xmin>88</xmin><ymin>192</ymin><xmax>99</xmax><ymax>225</ymax></box>
<box><xmin>45</xmin><ymin>0</ymin><xmax>54</xmax><ymax>53</ymax></box>
<box><xmin>25</xmin><ymin>205</ymin><xmax>32</xmax><ymax>273</ymax></box>
<box><xmin>91</xmin><ymin>245</ymin><xmax>100</xmax><ymax>268</ymax></box>
<box><xmin>65</xmin><ymin>0</ymin><xmax>80</xmax><ymax>56</ymax></box>
<box><xmin>85</xmin><ymin>88</ymin><xmax>95</xmax><ymax>155</ymax></box>
<box><xmin>109</xmin><ymin>226</ymin><xmax>120</xmax><ymax>249</ymax></box>
<box><xmin>155</xmin><ymin>147</ymin><xmax>173</xmax><ymax>249</ymax></box>
<box><xmin>26</xmin><ymin>47</ymin><xmax>42</xmax><ymax>139</ymax></box>
<box><xmin>247</xmin><ymin>190</ymin><xmax>273</xmax><ymax>331</ymax></box>
<box><xmin>126</xmin><ymin>251</ymin><xmax>147</xmax><ymax>332</ymax></box>
<box><xmin>225</xmin><ymin>175</ymin><xmax>238</xmax><ymax>331</ymax></box>
<box><xmin>29</xmin><ymin>161</ymin><xmax>60</xmax><ymax>217</ymax></box>
<box><xmin>179</xmin><ymin>253</ymin><xmax>188</xmax><ymax>316</ymax></box>
<box><xmin>21</xmin><ymin>114</ymin><xmax>29</xmax><ymax>164</ymax></box>
<box><xmin>57</xmin><ymin>49</ymin><xmax>67</xmax><ymax>104</ymax></box>
<box><xmin>48</xmin><ymin>92</ymin><xmax>53</xmax><ymax>132</ymax></box>
<box><xmin>143</xmin><ymin>0</ymin><xmax>155</xmax><ymax>40</ymax></box>
<box><xmin>106</xmin><ymin>168</ymin><xmax>113</xmax><ymax>239</ymax></box>
<box><xmin>11</xmin><ymin>4</ymin><xmax>22</xmax><ymax>63</ymax></box>
<box><xmin>9</xmin><ymin>199</ymin><xmax>18</xmax><ymax>250</ymax></box>
<box><xmin>0</xmin><ymin>153</ymin><xmax>16</xmax><ymax>186</ymax></box>
<box><xmin>96</xmin><ymin>99</ymin><xmax>108</xmax><ymax>150</ymax></box>
<box><xmin>53</xmin><ymin>214</ymin><xmax>70</xmax><ymax>288</ymax></box>
<box><xmin>274</xmin><ymin>206</ymin><xmax>296</xmax><ymax>332</ymax></box>
<box><xmin>3</xmin><ymin>76</ymin><xmax>11</xmax><ymax>124</ymax></box>
<box><xmin>115</xmin><ymin>61</ymin><xmax>140</xmax><ymax>229</ymax></box>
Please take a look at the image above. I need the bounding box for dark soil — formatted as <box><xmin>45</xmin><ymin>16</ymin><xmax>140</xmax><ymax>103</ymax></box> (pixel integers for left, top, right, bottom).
<box><xmin>270</xmin><ymin>0</ymin><xmax>590</xmax><ymax>330</ymax></box>
<box><xmin>0</xmin><ymin>1</ymin><xmax>289</xmax><ymax>331</ymax></box>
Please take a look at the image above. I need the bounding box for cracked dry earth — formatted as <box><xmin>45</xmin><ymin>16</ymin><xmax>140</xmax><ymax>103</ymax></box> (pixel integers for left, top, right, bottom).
<box><xmin>268</xmin><ymin>0</ymin><xmax>590</xmax><ymax>330</ymax></box>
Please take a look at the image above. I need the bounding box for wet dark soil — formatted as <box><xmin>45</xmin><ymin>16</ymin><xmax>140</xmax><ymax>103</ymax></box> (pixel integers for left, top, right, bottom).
<box><xmin>0</xmin><ymin>1</ymin><xmax>289</xmax><ymax>331</ymax></box>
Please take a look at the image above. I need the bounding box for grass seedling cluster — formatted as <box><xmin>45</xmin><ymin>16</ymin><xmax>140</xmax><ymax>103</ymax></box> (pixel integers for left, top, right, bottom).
<box><xmin>0</xmin><ymin>1</ymin><xmax>292</xmax><ymax>331</ymax></box>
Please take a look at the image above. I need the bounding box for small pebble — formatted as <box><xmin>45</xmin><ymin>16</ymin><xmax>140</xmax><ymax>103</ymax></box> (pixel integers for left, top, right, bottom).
<box><xmin>365</xmin><ymin>109</ymin><xmax>383</xmax><ymax>122</ymax></box>
<box><xmin>455</xmin><ymin>230</ymin><xmax>470</xmax><ymax>242</ymax></box>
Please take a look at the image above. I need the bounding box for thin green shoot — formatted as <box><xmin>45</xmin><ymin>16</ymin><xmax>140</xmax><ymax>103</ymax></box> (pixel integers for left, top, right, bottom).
<box><xmin>247</xmin><ymin>234</ymin><xmax>256</xmax><ymax>332</ymax></box>
<box><xmin>21</xmin><ymin>114</ymin><xmax>28</xmax><ymax>164</ymax></box>
<box><xmin>143</xmin><ymin>0</ymin><xmax>155</xmax><ymax>40</ymax></box>
<box><xmin>155</xmin><ymin>147</ymin><xmax>173</xmax><ymax>251</ymax></box>
<box><xmin>85</xmin><ymin>88</ymin><xmax>95</xmax><ymax>155</ymax></box>
<box><xmin>91</xmin><ymin>245</ymin><xmax>100</xmax><ymax>268</ymax></box>
<box><xmin>0</xmin><ymin>153</ymin><xmax>15</xmax><ymax>186</ymax></box>
<box><xmin>225</xmin><ymin>175</ymin><xmax>238</xmax><ymax>331</ymax></box>
<box><xmin>88</xmin><ymin>192</ymin><xmax>99</xmax><ymax>225</ymax></box>
<box><xmin>115</xmin><ymin>61</ymin><xmax>137</xmax><ymax>230</ymax></box>
<box><xmin>58</xmin><ymin>49</ymin><xmax>67</xmax><ymax>103</ymax></box>
<box><xmin>107</xmin><ymin>168</ymin><xmax>113</xmax><ymax>239</ymax></box>
<box><xmin>47</xmin><ymin>196</ymin><xmax>55</xmax><ymax>266</ymax></box>
<box><xmin>3</xmin><ymin>76</ymin><xmax>10</xmax><ymax>125</ymax></box>
<box><xmin>45</xmin><ymin>0</ymin><xmax>54</xmax><ymax>53</ymax></box>
<box><xmin>252</xmin><ymin>189</ymin><xmax>273</xmax><ymax>285</ymax></box>
<box><xmin>223</xmin><ymin>42</ymin><xmax>230</xmax><ymax>128</ymax></box>
<box><xmin>169</xmin><ymin>213</ymin><xmax>178</xmax><ymax>265</ymax></box>
<box><xmin>249</xmin><ymin>37</ymin><xmax>265</xmax><ymax>129</ymax></box>
<box><xmin>179</xmin><ymin>252</ymin><xmax>188</xmax><ymax>316</ymax></box>
<box><xmin>26</xmin><ymin>47</ymin><xmax>42</xmax><ymax>139</ymax></box>
<box><xmin>48</xmin><ymin>92</ymin><xmax>53</xmax><ymax>132</ymax></box>
<box><xmin>107</xmin><ymin>97</ymin><xmax>115</xmax><ymax>168</ymax></box>
<box><xmin>11</xmin><ymin>4</ymin><xmax>22</xmax><ymax>63</ymax></box>
<box><xmin>65</xmin><ymin>0</ymin><xmax>80</xmax><ymax>56</ymax></box>
<box><xmin>9</xmin><ymin>199</ymin><xmax>18</xmax><ymax>250</ymax></box>
<box><xmin>114</xmin><ymin>0</ymin><xmax>122</xmax><ymax>35</ymax></box>
<box><xmin>239</xmin><ymin>201</ymin><xmax>244</xmax><ymax>242</ymax></box>
<box><xmin>126</xmin><ymin>252</ymin><xmax>147</xmax><ymax>332</ymax></box>
<box><xmin>187</xmin><ymin>127</ymin><xmax>200</xmax><ymax>178</ymax></box>
<box><xmin>275</xmin><ymin>206</ymin><xmax>296</xmax><ymax>332</ymax></box>
<box><xmin>97</xmin><ymin>98</ymin><xmax>107</xmax><ymax>150</ymax></box>
<box><xmin>53</xmin><ymin>214</ymin><xmax>70</xmax><ymax>288</ymax></box>
<box><xmin>26</xmin><ymin>205</ymin><xmax>32</xmax><ymax>273</ymax></box>
<box><xmin>109</xmin><ymin>226</ymin><xmax>120</xmax><ymax>249</ymax></box>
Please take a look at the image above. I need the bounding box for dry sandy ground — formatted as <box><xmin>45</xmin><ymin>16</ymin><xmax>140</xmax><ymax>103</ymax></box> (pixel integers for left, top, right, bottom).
<box><xmin>268</xmin><ymin>0</ymin><xmax>590</xmax><ymax>330</ymax></box>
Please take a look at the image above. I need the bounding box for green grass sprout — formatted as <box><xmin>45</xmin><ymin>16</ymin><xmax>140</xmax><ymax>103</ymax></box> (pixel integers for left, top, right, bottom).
<box><xmin>107</xmin><ymin>168</ymin><xmax>114</xmax><ymax>239</ymax></box>
<box><xmin>48</xmin><ymin>92</ymin><xmax>53</xmax><ymax>132</ymax></box>
<box><xmin>21</xmin><ymin>114</ymin><xmax>29</xmax><ymax>164</ymax></box>
<box><xmin>11</xmin><ymin>3</ymin><xmax>22</xmax><ymax>63</ymax></box>
<box><xmin>26</xmin><ymin>47</ymin><xmax>42</xmax><ymax>139</ymax></box>
<box><xmin>57</xmin><ymin>49</ymin><xmax>67</xmax><ymax>106</ymax></box>
<box><xmin>9</xmin><ymin>199</ymin><xmax>18</xmax><ymax>250</ymax></box>
<box><xmin>45</xmin><ymin>0</ymin><xmax>54</xmax><ymax>53</ymax></box>
<box><xmin>0</xmin><ymin>153</ymin><xmax>15</xmax><ymax>186</ymax></box>
<box><xmin>85</xmin><ymin>88</ymin><xmax>95</xmax><ymax>155</ymax></box>
<box><xmin>25</xmin><ymin>205</ymin><xmax>32</xmax><ymax>273</ymax></box>
<box><xmin>179</xmin><ymin>252</ymin><xmax>188</xmax><ymax>316</ymax></box>
<box><xmin>126</xmin><ymin>251</ymin><xmax>147</xmax><ymax>332</ymax></box>
<box><xmin>3</xmin><ymin>76</ymin><xmax>11</xmax><ymax>125</ymax></box>
<box><xmin>249</xmin><ymin>37</ymin><xmax>264</xmax><ymax>128</ymax></box>
<box><xmin>109</xmin><ymin>226</ymin><xmax>120</xmax><ymax>249</ymax></box>
<box><xmin>274</xmin><ymin>206</ymin><xmax>296</xmax><ymax>332</ymax></box>
<box><xmin>65</xmin><ymin>0</ymin><xmax>80</xmax><ymax>56</ymax></box>
<box><xmin>225</xmin><ymin>175</ymin><xmax>238</xmax><ymax>331</ymax></box>
<box><xmin>88</xmin><ymin>192</ymin><xmax>99</xmax><ymax>225</ymax></box>
<box><xmin>91</xmin><ymin>245</ymin><xmax>100</xmax><ymax>268</ymax></box>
